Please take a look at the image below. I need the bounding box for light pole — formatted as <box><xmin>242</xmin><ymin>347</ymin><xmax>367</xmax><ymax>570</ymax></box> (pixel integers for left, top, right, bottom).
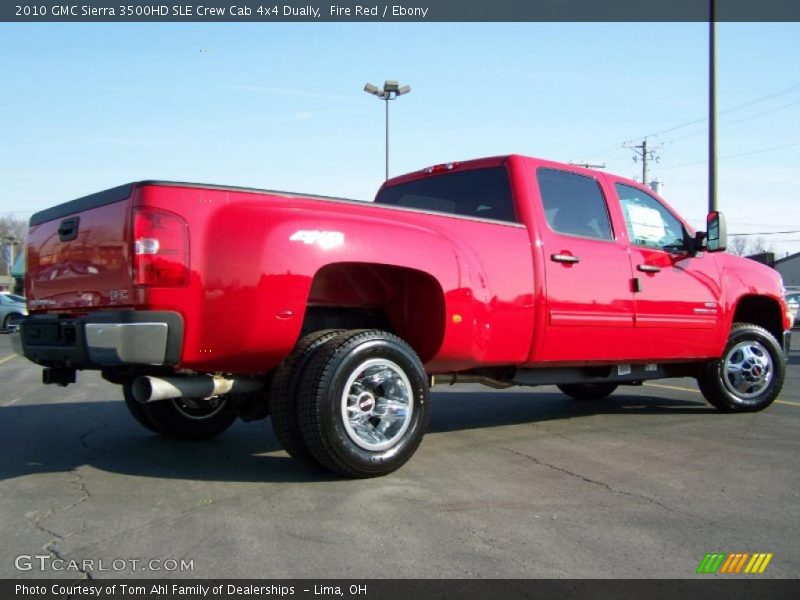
<box><xmin>364</xmin><ymin>80</ymin><xmax>411</xmax><ymax>180</ymax></box>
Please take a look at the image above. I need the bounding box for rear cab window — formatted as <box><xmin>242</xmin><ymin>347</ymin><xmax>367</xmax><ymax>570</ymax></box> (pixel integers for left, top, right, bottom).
<box><xmin>536</xmin><ymin>168</ymin><xmax>614</xmax><ymax>240</ymax></box>
<box><xmin>374</xmin><ymin>167</ymin><xmax>517</xmax><ymax>223</ymax></box>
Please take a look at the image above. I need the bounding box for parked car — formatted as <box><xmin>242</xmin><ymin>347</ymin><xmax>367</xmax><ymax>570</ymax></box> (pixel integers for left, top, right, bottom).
<box><xmin>12</xmin><ymin>156</ymin><xmax>792</xmax><ymax>478</ymax></box>
<box><xmin>0</xmin><ymin>292</ymin><xmax>27</xmax><ymax>331</ymax></box>
<box><xmin>786</xmin><ymin>292</ymin><xmax>800</xmax><ymax>328</ymax></box>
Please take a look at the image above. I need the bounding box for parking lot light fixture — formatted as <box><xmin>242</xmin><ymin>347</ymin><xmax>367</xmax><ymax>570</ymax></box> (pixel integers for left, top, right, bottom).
<box><xmin>363</xmin><ymin>80</ymin><xmax>412</xmax><ymax>180</ymax></box>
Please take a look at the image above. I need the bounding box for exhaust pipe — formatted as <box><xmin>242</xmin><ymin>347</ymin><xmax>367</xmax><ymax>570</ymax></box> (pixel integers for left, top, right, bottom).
<box><xmin>132</xmin><ymin>374</ymin><xmax>265</xmax><ymax>404</ymax></box>
<box><xmin>431</xmin><ymin>373</ymin><xmax>514</xmax><ymax>389</ymax></box>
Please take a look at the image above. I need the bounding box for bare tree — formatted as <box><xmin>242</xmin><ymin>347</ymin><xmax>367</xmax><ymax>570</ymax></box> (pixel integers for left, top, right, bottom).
<box><xmin>727</xmin><ymin>235</ymin><xmax>749</xmax><ymax>256</ymax></box>
<box><xmin>747</xmin><ymin>236</ymin><xmax>774</xmax><ymax>255</ymax></box>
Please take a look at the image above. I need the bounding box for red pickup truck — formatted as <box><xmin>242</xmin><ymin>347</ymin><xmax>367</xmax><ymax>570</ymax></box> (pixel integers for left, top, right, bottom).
<box><xmin>13</xmin><ymin>155</ymin><xmax>792</xmax><ymax>477</ymax></box>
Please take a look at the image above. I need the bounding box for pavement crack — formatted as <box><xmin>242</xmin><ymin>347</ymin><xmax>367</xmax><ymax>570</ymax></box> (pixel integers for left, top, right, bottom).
<box><xmin>59</xmin><ymin>468</ymin><xmax>93</xmax><ymax>514</ymax></box>
<box><xmin>31</xmin><ymin>505</ymin><xmax>93</xmax><ymax>580</ymax></box>
<box><xmin>26</xmin><ymin>468</ymin><xmax>95</xmax><ymax>580</ymax></box>
<box><xmin>501</xmin><ymin>447</ymin><xmax>682</xmax><ymax>516</ymax></box>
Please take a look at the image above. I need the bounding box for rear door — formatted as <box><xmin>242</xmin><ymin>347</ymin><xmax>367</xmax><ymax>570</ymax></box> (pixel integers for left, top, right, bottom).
<box><xmin>611</xmin><ymin>181</ymin><xmax>722</xmax><ymax>359</ymax></box>
<box><xmin>532</xmin><ymin>167</ymin><xmax>636</xmax><ymax>362</ymax></box>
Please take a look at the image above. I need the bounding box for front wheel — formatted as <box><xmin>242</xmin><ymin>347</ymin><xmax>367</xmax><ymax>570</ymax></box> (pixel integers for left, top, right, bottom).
<box><xmin>297</xmin><ymin>330</ymin><xmax>430</xmax><ymax>478</ymax></box>
<box><xmin>697</xmin><ymin>323</ymin><xmax>785</xmax><ymax>412</ymax></box>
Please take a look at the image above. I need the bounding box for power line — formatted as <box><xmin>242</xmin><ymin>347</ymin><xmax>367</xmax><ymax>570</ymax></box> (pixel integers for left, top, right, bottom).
<box><xmin>728</xmin><ymin>209</ymin><xmax>800</xmax><ymax>223</ymax></box>
<box><xmin>659</xmin><ymin>140</ymin><xmax>800</xmax><ymax>170</ymax></box>
<box><xmin>571</xmin><ymin>81</ymin><xmax>800</xmax><ymax>161</ymax></box>
<box><xmin>659</xmin><ymin>99</ymin><xmax>800</xmax><ymax>146</ymax></box>
<box><xmin>646</xmin><ymin>82</ymin><xmax>800</xmax><ymax>139</ymax></box>
<box><xmin>730</xmin><ymin>230</ymin><xmax>800</xmax><ymax>236</ymax></box>
<box><xmin>718</xmin><ymin>83</ymin><xmax>800</xmax><ymax>117</ymax></box>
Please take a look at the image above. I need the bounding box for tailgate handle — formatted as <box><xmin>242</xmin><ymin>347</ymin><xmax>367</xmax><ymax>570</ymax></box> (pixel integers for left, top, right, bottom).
<box><xmin>58</xmin><ymin>217</ymin><xmax>80</xmax><ymax>242</ymax></box>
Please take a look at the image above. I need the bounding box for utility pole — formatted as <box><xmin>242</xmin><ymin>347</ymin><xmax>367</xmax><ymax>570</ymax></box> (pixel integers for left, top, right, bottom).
<box><xmin>625</xmin><ymin>139</ymin><xmax>660</xmax><ymax>186</ymax></box>
<box><xmin>708</xmin><ymin>0</ymin><xmax>717</xmax><ymax>213</ymax></box>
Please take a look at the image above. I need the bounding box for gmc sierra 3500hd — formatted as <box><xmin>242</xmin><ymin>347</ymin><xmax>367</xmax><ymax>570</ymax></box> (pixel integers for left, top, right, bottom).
<box><xmin>13</xmin><ymin>155</ymin><xmax>792</xmax><ymax>477</ymax></box>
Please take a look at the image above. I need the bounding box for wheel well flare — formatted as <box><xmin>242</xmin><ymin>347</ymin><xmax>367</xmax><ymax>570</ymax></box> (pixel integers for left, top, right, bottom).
<box><xmin>303</xmin><ymin>262</ymin><xmax>446</xmax><ymax>362</ymax></box>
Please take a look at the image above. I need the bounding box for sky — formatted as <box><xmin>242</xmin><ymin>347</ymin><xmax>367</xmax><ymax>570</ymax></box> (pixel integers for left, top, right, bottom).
<box><xmin>0</xmin><ymin>22</ymin><xmax>798</xmax><ymax>255</ymax></box>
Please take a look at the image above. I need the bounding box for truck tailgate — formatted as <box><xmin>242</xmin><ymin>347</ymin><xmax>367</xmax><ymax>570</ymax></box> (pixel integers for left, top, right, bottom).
<box><xmin>26</xmin><ymin>184</ymin><xmax>135</xmax><ymax>312</ymax></box>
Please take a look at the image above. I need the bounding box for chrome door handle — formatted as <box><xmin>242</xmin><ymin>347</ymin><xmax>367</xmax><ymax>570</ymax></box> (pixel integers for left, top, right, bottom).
<box><xmin>637</xmin><ymin>264</ymin><xmax>661</xmax><ymax>273</ymax></box>
<box><xmin>551</xmin><ymin>253</ymin><xmax>580</xmax><ymax>264</ymax></box>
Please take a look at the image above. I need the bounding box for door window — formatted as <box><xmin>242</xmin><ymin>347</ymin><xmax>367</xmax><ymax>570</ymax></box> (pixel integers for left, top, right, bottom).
<box><xmin>536</xmin><ymin>169</ymin><xmax>613</xmax><ymax>241</ymax></box>
<box><xmin>616</xmin><ymin>184</ymin><xmax>686</xmax><ymax>251</ymax></box>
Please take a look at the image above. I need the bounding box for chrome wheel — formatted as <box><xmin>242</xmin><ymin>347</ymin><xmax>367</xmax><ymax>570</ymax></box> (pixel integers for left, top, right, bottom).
<box><xmin>721</xmin><ymin>340</ymin><xmax>773</xmax><ymax>401</ymax></box>
<box><xmin>340</xmin><ymin>358</ymin><xmax>413</xmax><ymax>452</ymax></box>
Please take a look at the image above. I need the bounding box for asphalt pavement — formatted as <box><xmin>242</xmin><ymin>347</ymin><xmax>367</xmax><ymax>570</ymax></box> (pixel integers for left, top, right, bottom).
<box><xmin>1</xmin><ymin>333</ymin><xmax>798</xmax><ymax>579</ymax></box>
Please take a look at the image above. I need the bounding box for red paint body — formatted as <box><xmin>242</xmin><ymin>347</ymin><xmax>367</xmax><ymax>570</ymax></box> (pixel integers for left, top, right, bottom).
<box><xmin>25</xmin><ymin>155</ymin><xmax>790</xmax><ymax>375</ymax></box>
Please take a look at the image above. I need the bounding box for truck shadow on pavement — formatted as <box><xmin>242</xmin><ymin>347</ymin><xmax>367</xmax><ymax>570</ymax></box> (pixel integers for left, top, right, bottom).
<box><xmin>0</xmin><ymin>390</ymin><xmax>710</xmax><ymax>484</ymax></box>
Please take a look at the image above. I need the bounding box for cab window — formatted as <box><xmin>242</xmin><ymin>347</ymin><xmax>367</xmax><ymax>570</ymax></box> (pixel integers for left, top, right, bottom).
<box><xmin>375</xmin><ymin>167</ymin><xmax>517</xmax><ymax>223</ymax></box>
<box><xmin>616</xmin><ymin>184</ymin><xmax>686</xmax><ymax>251</ymax></box>
<box><xmin>536</xmin><ymin>168</ymin><xmax>613</xmax><ymax>241</ymax></box>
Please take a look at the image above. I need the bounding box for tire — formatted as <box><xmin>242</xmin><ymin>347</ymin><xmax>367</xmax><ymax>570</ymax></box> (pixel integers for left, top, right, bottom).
<box><xmin>268</xmin><ymin>329</ymin><xmax>343</xmax><ymax>465</ymax></box>
<box><xmin>297</xmin><ymin>330</ymin><xmax>430</xmax><ymax>478</ymax></box>
<box><xmin>558</xmin><ymin>383</ymin><xmax>618</xmax><ymax>401</ymax></box>
<box><xmin>697</xmin><ymin>323</ymin><xmax>785</xmax><ymax>412</ymax></box>
<box><xmin>122</xmin><ymin>382</ymin><xmax>159</xmax><ymax>433</ymax></box>
<box><xmin>140</xmin><ymin>394</ymin><xmax>237</xmax><ymax>440</ymax></box>
<box><xmin>3</xmin><ymin>313</ymin><xmax>23</xmax><ymax>331</ymax></box>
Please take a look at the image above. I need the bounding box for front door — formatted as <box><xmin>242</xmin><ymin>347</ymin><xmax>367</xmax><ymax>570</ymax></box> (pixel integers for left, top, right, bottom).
<box><xmin>613</xmin><ymin>181</ymin><xmax>722</xmax><ymax>359</ymax></box>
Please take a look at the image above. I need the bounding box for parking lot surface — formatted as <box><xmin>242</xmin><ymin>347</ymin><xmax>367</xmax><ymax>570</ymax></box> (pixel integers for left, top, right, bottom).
<box><xmin>1</xmin><ymin>334</ymin><xmax>798</xmax><ymax>579</ymax></box>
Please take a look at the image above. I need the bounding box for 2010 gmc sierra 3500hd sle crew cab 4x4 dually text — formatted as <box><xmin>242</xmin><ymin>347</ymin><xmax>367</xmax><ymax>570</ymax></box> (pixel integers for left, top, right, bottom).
<box><xmin>12</xmin><ymin>155</ymin><xmax>792</xmax><ymax>477</ymax></box>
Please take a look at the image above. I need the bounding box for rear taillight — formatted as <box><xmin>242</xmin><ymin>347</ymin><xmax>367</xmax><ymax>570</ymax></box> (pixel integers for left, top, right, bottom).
<box><xmin>133</xmin><ymin>208</ymin><xmax>189</xmax><ymax>287</ymax></box>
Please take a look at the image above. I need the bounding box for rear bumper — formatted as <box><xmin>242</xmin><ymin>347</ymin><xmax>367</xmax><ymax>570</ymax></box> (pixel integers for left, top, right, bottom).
<box><xmin>12</xmin><ymin>311</ymin><xmax>183</xmax><ymax>369</ymax></box>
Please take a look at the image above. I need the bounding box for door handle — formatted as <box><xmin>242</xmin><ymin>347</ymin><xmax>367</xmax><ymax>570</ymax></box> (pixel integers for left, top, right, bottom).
<box><xmin>551</xmin><ymin>253</ymin><xmax>580</xmax><ymax>264</ymax></box>
<box><xmin>637</xmin><ymin>264</ymin><xmax>661</xmax><ymax>273</ymax></box>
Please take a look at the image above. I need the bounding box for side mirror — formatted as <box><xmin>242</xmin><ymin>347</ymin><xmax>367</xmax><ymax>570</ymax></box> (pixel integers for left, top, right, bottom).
<box><xmin>705</xmin><ymin>211</ymin><xmax>727</xmax><ymax>252</ymax></box>
<box><xmin>685</xmin><ymin>230</ymin><xmax>707</xmax><ymax>256</ymax></box>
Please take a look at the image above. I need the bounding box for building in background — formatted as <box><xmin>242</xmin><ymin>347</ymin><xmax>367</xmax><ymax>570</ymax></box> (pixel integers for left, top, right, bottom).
<box><xmin>775</xmin><ymin>252</ymin><xmax>800</xmax><ymax>288</ymax></box>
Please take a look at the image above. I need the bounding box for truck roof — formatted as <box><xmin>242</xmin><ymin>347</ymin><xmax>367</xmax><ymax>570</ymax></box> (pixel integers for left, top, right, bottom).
<box><xmin>380</xmin><ymin>154</ymin><xmax>613</xmax><ymax>189</ymax></box>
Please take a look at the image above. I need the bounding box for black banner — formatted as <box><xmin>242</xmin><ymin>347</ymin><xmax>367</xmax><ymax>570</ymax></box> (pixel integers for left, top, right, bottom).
<box><xmin>4</xmin><ymin>580</ymin><xmax>800</xmax><ymax>600</ymax></box>
<box><xmin>3</xmin><ymin>0</ymin><xmax>800</xmax><ymax>22</ymax></box>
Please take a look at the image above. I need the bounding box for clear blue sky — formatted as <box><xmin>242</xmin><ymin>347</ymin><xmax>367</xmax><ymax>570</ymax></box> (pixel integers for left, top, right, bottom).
<box><xmin>1</xmin><ymin>22</ymin><xmax>798</xmax><ymax>255</ymax></box>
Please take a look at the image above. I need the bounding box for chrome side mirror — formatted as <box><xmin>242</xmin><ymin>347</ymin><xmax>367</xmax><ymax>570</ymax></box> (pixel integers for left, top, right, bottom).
<box><xmin>705</xmin><ymin>211</ymin><xmax>727</xmax><ymax>253</ymax></box>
